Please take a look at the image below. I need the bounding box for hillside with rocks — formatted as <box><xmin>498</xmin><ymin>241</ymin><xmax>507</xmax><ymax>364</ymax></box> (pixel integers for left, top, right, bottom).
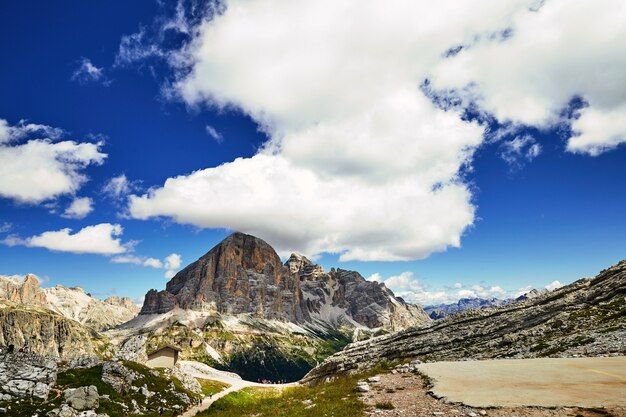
<box><xmin>303</xmin><ymin>258</ymin><xmax>626</xmax><ymax>384</ymax></box>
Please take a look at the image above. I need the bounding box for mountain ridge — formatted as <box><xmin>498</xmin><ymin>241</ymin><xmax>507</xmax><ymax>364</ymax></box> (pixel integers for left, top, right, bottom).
<box><xmin>303</xmin><ymin>258</ymin><xmax>626</xmax><ymax>384</ymax></box>
<box><xmin>140</xmin><ymin>232</ymin><xmax>429</xmax><ymax>332</ymax></box>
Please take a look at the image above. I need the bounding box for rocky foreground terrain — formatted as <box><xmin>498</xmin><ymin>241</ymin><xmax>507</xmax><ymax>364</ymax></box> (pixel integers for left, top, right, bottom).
<box><xmin>0</xmin><ymin>351</ymin><xmax>203</xmax><ymax>416</ymax></box>
<box><xmin>303</xmin><ymin>258</ymin><xmax>626</xmax><ymax>383</ymax></box>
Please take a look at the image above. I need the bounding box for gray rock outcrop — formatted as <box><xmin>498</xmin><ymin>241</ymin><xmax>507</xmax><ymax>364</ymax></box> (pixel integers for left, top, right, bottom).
<box><xmin>0</xmin><ymin>352</ymin><xmax>56</xmax><ymax>400</ymax></box>
<box><xmin>112</xmin><ymin>335</ymin><xmax>147</xmax><ymax>362</ymax></box>
<box><xmin>64</xmin><ymin>385</ymin><xmax>99</xmax><ymax>411</ymax></box>
<box><xmin>101</xmin><ymin>361</ymin><xmax>138</xmax><ymax>394</ymax></box>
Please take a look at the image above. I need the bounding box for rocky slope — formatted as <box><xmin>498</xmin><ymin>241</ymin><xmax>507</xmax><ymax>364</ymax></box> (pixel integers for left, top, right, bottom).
<box><xmin>141</xmin><ymin>232</ymin><xmax>428</xmax><ymax>332</ymax></box>
<box><xmin>0</xmin><ymin>302</ymin><xmax>99</xmax><ymax>360</ymax></box>
<box><xmin>45</xmin><ymin>285</ymin><xmax>139</xmax><ymax>331</ymax></box>
<box><xmin>303</xmin><ymin>258</ymin><xmax>626</xmax><ymax>384</ymax></box>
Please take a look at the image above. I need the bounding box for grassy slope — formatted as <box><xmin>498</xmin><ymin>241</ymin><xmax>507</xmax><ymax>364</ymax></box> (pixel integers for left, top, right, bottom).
<box><xmin>198</xmin><ymin>378</ymin><xmax>230</xmax><ymax>397</ymax></box>
<box><xmin>197</xmin><ymin>365</ymin><xmax>391</xmax><ymax>417</ymax></box>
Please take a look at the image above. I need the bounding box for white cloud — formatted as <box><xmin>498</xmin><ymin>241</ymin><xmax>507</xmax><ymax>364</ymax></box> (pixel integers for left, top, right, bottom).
<box><xmin>369</xmin><ymin>271</ymin><xmax>459</xmax><ymax>305</ymax></box>
<box><xmin>110</xmin><ymin>252</ymin><xmax>181</xmax><ymax>278</ymax></box>
<box><xmin>127</xmin><ymin>0</ymin><xmax>525</xmax><ymax>261</ymax></box>
<box><xmin>102</xmin><ymin>174</ymin><xmax>137</xmax><ymax>199</ymax></box>
<box><xmin>144</xmin><ymin>258</ymin><xmax>164</xmax><ymax>269</ymax></box>
<box><xmin>545</xmin><ymin>280</ymin><xmax>563</xmax><ymax>291</ymax></box>
<box><xmin>0</xmin><ymin>222</ymin><xmax>11</xmax><ymax>233</ymax></box>
<box><xmin>0</xmin><ymin>118</ymin><xmax>64</xmax><ymax>145</ymax></box>
<box><xmin>164</xmin><ymin>253</ymin><xmax>182</xmax><ymax>278</ymax></box>
<box><xmin>368</xmin><ymin>272</ymin><xmax>565</xmax><ymax>306</ymax></box>
<box><xmin>3</xmin><ymin>223</ymin><xmax>127</xmax><ymax>255</ymax></box>
<box><xmin>205</xmin><ymin>125</ymin><xmax>223</xmax><ymax>143</ymax></box>
<box><xmin>71</xmin><ymin>57</ymin><xmax>106</xmax><ymax>84</ymax></box>
<box><xmin>111</xmin><ymin>255</ymin><xmax>144</xmax><ymax>265</ymax></box>
<box><xmin>457</xmin><ymin>284</ymin><xmax>507</xmax><ymax>300</ymax></box>
<box><xmin>431</xmin><ymin>0</ymin><xmax>626</xmax><ymax>155</ymax></box>
<box><xmin>61</xmin><ymin>197</ymin><xmax>94</xmax><ymax>219</ymax></box>
<box><xmin>0</xmin><ymin>118</ymin><xmax>106</xmax><ymax>204</ymax></box>
<box><xmin>500</xmin><ymin>134</ymin><xmax>542</xmax><ymax>168</ymax></box>
<box><xmin>125</xmin><ymin>0</ymin><xmax>623</xmax><ymax>260</ymax></box>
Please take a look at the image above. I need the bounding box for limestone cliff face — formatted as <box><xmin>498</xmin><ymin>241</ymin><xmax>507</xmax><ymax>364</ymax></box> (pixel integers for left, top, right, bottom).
<box><xmin>303</xmin><ymin>258</ymin><xmax>626</xmax><ymax>384</ymax></box>
<box><xmin>141</xmin><ymin>232</ymin><xmax>308</xmax><ymax>322</ymax></box>
<box><xmin>0</xmin><ymin>304</ymin><xmax>96</xmax><ymax>360</ymax></box>
<box><xmin>0</xmin><ymin>275</ymin><xmax>46</xmax><ymax>307</ymax></box>
<box><xmin>44</xmin><ymin>286</ymin><xmax>139</xmax><ymax>331</ymax></box>
<box><xmin>140</xmin><ymin>232</ymin><xmax>428</xmax><ymax>332</ymax></box>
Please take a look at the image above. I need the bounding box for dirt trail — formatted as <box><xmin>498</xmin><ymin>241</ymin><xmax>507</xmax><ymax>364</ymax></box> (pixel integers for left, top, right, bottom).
<box><xmin>179</xmin><ymin>361</ymin><xmax>296</xmax><ymax>417</ymax></box>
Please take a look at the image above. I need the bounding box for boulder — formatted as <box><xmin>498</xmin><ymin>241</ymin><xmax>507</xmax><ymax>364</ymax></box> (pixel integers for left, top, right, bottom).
<box><xmin>64</xmin><ymin>385</ymin><xmax>99</xmax><ymax>411</ymax></box>
<box><xmin>101</xmin><ymin>362</ymin><xmax>137</xmax><ymax>394</ymax></box>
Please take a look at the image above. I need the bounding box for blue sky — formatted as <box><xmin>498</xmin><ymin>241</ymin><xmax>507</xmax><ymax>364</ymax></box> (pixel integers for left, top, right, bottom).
<box><xmin>1</xmin><ymin>0</ymin><xmax>625</xmax><ymax>305</ymax></box>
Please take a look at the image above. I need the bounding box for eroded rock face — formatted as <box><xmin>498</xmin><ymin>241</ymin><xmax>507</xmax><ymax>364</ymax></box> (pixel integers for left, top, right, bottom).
<box><xmin>0</xmin><ymin>352</ymin><xmax>56</xmax><ymax>400</ymax></box>
<box><xmin>142</xmin><ymin>233</ymin><xmax>308</xmax><ymax>323</ymax></box>
<box><xmin>140</xmin><ymin>232</ymin><xmax>428</xmax><ymax>332</ymax></box>
<box><xmin>303</xmin><ymin>259</ymin><xmax>626</xmax><ymax>384</ymax></box>
<box><xmin>0</xmin><ymin>275</ymin><xmax>46</xmax><ymax>307</ymax></box>
<box><xmin>0</xmin><ymin>308</ymin><xmax>95</xmax><ymax>360</ymax></box>
<box><xmin>45</xmin><ymin>286</ymin><xmax>139</xmax><ymax>331</ymax></box>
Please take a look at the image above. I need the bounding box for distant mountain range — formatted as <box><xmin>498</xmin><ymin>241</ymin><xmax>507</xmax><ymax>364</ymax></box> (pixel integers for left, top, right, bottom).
<box><xmin>424</xmin><ymin>289</ymin><xmax>547</xmax><ymax>319</ymax></box>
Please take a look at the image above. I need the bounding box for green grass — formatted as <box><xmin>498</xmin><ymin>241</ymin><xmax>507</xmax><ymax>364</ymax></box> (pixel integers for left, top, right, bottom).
<box><xmin>198</xmin><ymin>378</ymin><xmax>231</xmax><ymax>397</ymax></box>
<box><xmin>197</xmin><ymin>374</ymin><xmax>368</xmax><ymax>417</ymax></box>
<box><xmin>375</xmin><ymin>401</ymin><xmax>395</xmax><ymax>410</ymax></box>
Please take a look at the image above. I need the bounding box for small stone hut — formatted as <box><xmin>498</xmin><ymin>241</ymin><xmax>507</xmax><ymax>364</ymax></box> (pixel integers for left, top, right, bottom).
<box><xmin>146</xmin><ymin>345</ymin><xmax>182</xmax><ymax>369</ymax></box>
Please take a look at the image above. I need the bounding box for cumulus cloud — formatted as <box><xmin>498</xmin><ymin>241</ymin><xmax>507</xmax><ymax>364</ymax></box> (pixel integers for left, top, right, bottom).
<box><xmin>545</xmin><ymin>280</ymin><xmax>563</xmax><ymax>291</ymax></box>
<box><xmin>431</xmin><ymin>0</ymin><xmax>626</xmax><ymax>155</ymax></box>
<box><xmin>61</xmin><ymin>197</ymin><xmax>94</xmax><ymax>219</ymax></box>
<box><xmin>128</xmin><ymin>0</ymin><xmax>546</xmax><ymax>261</ymax></box>
<box><xmin>0</xmin><ymin>118</ymin><xmax>106</xmax><ymax>204</ymax></box>
<box><xmin>124</xmin><ymin>0</ymin><xmax>623</xmax><ymax>260</ymax></box>
<box><xmin>367</xmin><ymin>272</ymin><xmax>458</xmax><ymax>305</ymax></box>
<box><xmin>111</xmin><ymin>252</ymin><xmax>182</xmax><ymax>278</ymax></box>
<box><xmin>3</xmin><ymin>223</ymin><xmax>127</xmax><ymax>255</ymax></box>
<box><xmin>102</xmin><ymin>174</ymin><xmax>138</xmax><ymax>200</ymax></box>
<box><xmin>0</xmin><ymin>118</ymin><xmax>64</xmax><ymax>144</ymax></box>
<box><xmin>71</xmin><ymin>57</ymin><xmax>107</xmax><ymax>84</ymax></box>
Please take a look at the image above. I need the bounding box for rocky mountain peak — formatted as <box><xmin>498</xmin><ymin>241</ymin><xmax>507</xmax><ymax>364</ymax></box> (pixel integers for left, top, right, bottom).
<box><xmin>0</xmin><ymin>274</ymin><xmax>46</xmax><ymax>307</ymax></box>
<box><xmin>286</xmin><ymin>252</ymin><xmax>313</xmax><ymax>273</ymax></box>
<box><xmin>140</xmin><ymin>232</ymin><xmax>429</xmax><ymax>332</ymax></box>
